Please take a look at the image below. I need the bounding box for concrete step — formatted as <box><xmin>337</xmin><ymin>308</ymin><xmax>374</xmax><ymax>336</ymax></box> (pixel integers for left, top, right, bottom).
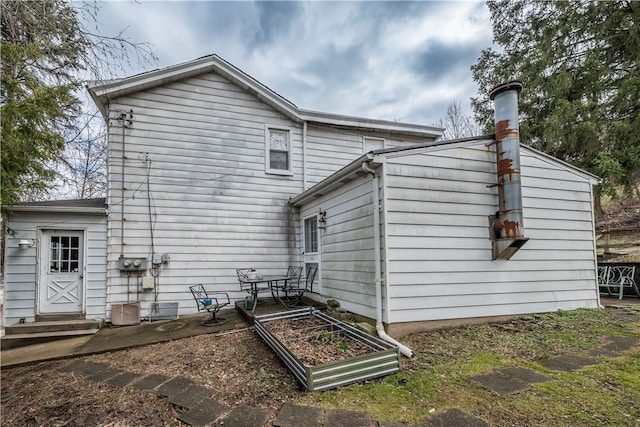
<box><xmin>1</xmin><ymin>319</ymin><xmax>104</xmax><ymax>351</ymax></box>
<box><xmin>1</xmin><ymin>329</ymin><xmax>101</xmax><ymax>351</ymax></box>
<box><xmin>4</xmin><ymin>319</ymin><xmax>103</xmax><ymax>335</ymax></box>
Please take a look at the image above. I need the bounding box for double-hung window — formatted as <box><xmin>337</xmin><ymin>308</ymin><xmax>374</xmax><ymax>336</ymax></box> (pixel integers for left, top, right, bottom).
<box><xmin>265</xmin><ymin>126</ymin><xmax>293</xmax><ymax>175</ymax></box>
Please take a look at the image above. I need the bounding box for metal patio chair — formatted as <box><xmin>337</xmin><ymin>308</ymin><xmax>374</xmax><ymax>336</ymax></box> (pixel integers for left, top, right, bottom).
<box><xmin>189</xmin><ymin>284</ymin><xmax>230</xmax><ymax>326</ymax></box>
<box><xmin>276</xmin><ymin>266</ymin><xmax>318</xmax><ymax>308</ymax></box>
<box><xmin>605</xmin><ymin>266</ymin><xmax>639</xmax><ymax>299</ymax></box>
<box><xmin>598</xmin><ymin>266</ymin><xmax>612</xmax><ymax>297</ymax></box>
<box><xmin>236</xmin><ymin>268</ymin><xmax>252</xmax><ymax>293</ymax></box>
<box><xmin>304</xmin><ymin>266</ymin><xmax>318</xmax><ymax>293</ymax></box>
<box><xmin>272</xmin><ymin>266</ymin><xmax>303</xmax><ymax>307</ymax></box>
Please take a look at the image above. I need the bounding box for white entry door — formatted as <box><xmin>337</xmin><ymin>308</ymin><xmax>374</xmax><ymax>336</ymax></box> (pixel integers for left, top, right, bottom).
<box><xmin>39</xmin><ymin>230</ymin><xmax>84</xmax><ymax>314</ymax></box>
<box><xmin>302</xmin><ymin>215</ymin><xmax>321</xmax><ymax>293</ymax></box>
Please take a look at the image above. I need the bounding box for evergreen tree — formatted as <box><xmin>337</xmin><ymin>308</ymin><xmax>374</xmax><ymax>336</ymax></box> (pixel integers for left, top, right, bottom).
<box><xmin>1</xmin><ymin>0</ymin><xmax>156</xmax><ymax>207</ymax></box>
<box><xmin>471</xmin><ymin>0</ymin><xmax>640</xmax><ymax>198</ymax></box>
<box><xmin>1</xmin><ymin>0</ymin><xmax>84</xmax><ymax>204</ymax></box>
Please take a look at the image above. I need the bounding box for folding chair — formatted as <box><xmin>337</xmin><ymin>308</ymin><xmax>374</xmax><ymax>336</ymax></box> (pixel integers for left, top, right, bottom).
<box><xmin>189</xmin><ymin>284</ymin><xmax>230</xmax><ymax>326</ymax></box>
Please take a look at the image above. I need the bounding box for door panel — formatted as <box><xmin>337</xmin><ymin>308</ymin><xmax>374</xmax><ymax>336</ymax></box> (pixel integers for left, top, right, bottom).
<box><xmin>39</xmin><ymin>230</ymin><xmax>84</xmax><ymax>314</ymax></box>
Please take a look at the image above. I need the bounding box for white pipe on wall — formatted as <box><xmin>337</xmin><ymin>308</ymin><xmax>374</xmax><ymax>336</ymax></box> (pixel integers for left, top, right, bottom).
<box><xmin>362</xmin><ymin>161</ymin><xmax>415</xmax><ymax>358</ymax></box>
<box><xmin>302</xmin><ymin>121</ymin><xmax>307</xmax><ymax>190</ymax></box>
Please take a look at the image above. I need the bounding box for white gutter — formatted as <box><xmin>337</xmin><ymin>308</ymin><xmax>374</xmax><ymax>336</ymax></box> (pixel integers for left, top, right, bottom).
<box><xmin>361</xmin><ymin>161</ymin><xmax>415</xmax><ymax>359</ymax></box>
<box><xmin>302</xmin><ymin>121</ymin><xmax>308</xmax><ymax>190</ymax></box>
<box><xmin>7</xmin><ymin>206</ymin><xmax>106</xmax><ymax>215</ymax></box>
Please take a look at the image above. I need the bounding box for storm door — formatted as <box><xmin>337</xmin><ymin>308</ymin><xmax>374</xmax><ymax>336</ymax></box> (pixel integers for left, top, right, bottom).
<box><xmin>39</xmin><ymin>230</ymin><xmax>84</xmax><ymax>314</ymax></box>
<box><xmin>302</xmin><ymin>215</ymin><xmax>320</xmax><ymax>293</ymax></box>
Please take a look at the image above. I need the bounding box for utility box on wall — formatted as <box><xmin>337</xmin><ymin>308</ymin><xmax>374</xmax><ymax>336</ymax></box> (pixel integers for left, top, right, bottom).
<box><xmin>118</xmin><ymin>257</ymin><xmax>148</xmax><ymax>272</ymax></box>
<box><xmin>111</xmin><ymin>303</ymin><xmax>140</xmax><ymax>326</ymax></box>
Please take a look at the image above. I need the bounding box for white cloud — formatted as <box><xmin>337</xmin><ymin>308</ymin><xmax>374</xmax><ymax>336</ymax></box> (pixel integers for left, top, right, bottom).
<box><xmin>92</xmin><ymin>1</ymin><xmax>493</xmax><ymax>126</ymax></box>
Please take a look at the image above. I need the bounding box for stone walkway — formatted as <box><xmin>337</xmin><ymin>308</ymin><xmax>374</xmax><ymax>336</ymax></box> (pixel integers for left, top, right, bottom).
<box><xmin>55</xmin><ymin>306</ymin><xmax>639</xmax><ymax>427</ymax></box>
<box><xmin>57</xmin><ymin>359</ymin><xmax>490</xmax><ymax>426</ymax></box>
<box><xmin>470</xmin><ymin>334</ymin><xmax>639</xmax><ymax>396</ymax></box>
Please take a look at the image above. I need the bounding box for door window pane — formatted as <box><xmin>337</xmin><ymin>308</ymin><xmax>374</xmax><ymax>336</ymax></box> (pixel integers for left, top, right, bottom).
<box><xmin>49</xmin><ymin>234</ymin><xmax>80</xmax><ymax>273</ymax></box>
<box><xmin>304</xmin><ymin>216</ymin><xmax>318</xmax><ymax>253</ymax></box>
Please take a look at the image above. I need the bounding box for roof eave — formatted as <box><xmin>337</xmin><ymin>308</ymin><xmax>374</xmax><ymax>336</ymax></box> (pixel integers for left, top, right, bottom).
<box><xmin>87</xmin><ymin>54</ymin><xmax>302</xmax><ymax>123</ymax></box>
<box><xmin>8</xmin><ymin>205</ymin><xmax>107</xmax><ymax>215</ymax></box>
<box><xmin>521</xmin><ymin>145</ymin><xmax>601</xmax><ymax>185</ymax></box>
<box><xmin>300</xmin><ymin>109</ymin><xmax>444</xmax><ymax>138</ymax></box>
<box><xmin>289</xmin><ymin>153</ymin><xmax>381</xmax><ymax>207</ymax></box>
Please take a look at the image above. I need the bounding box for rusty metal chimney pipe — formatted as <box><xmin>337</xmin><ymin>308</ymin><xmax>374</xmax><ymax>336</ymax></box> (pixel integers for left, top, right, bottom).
<box><xmin>489</xmin><ymin>81</ymin><xmax>528</xmax><ymax>260</ymax></box>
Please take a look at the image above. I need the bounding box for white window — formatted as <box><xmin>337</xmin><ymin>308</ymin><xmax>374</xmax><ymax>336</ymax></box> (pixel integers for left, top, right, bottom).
<box><xmin>265</xmin><ymin>126</ymin><xmax>293</xmax><ymax>175</ymax></box>
<box><xmin>363</xmin><ymin>136</ymin><xmax>385</xmax><ymax>153</ymax></box>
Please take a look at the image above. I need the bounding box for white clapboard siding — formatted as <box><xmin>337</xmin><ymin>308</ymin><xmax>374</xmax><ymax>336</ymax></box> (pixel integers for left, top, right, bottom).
<box><xmin>4</xmin><ymin>212</ymin><xmax>107</xmax><ymax>325</ymax></box>
<box><xmin>103</xmin><ymin>68</ymin><xmax>435</xmax><ymax>316</ymax></box>
<box><xmin>304</xmin><ymin>124</ymin><xmax>435</xmax><ymax>188</ymax></box>
<box><xmin>383</xmin><ymin>145</ymin><xmax>598</xmax><ymax>323</ymax></box>
<box><xmin>298</xmin><ymin>173</ymin><xmax>379</xmax><ymax>317</ymax></box>
<box><xmin>105</xmin><ymin>72</ymin><xmax>304</xmax><ymax>315</ymax></box>
<box><xmin>105</xmin><ymin>72</ymin><xmax>349</xmax><ymax>315</ymax></box>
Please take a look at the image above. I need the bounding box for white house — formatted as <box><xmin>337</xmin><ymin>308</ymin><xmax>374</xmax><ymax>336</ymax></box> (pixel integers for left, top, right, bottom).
<box><xmin>290</xmin><ymin>138</ymin><xmax>601</xmax><ymax>336</ymax></box>
<box><xmin>2</xmin><ymin>55</ymin><xmax>601</xmax><ymax>337</ymax></box>
<box><xmin>290</xmin><ymin>82</ymin><xmax>601</xmax><ymax>336</ymax></box>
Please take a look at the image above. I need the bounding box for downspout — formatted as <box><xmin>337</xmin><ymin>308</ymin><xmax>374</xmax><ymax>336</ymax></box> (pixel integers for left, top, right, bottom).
<box><xmin>362</xmin><ymin>160</ymin><xmax>415</xmax><ymax>358</ymax></box>
<box><xmin>120</xmin><ymin>114</ymin><xmax>126</xmax><ymax>258</ymax></box>
<box><xmin>302</xmin><ymin>121</ymin><xmax>308</xmax><ymax>190</ymax></box>
<box><xmin>117</xmin><ymin>109</ymin><xmax>133</xmax><ymax>258</ymax></box>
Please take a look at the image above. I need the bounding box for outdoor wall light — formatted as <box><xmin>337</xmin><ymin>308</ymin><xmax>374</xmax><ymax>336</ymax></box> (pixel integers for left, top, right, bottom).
<box><xmin>18</xmin><ymin>239</ymin><xmax>35</xmax><ymax>249</ymax></box>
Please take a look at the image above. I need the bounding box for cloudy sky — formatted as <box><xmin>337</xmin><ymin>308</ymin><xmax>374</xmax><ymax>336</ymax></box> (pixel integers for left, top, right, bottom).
<box><xmin>92</xmin><ymin>1</ymin><xmax>494</xmax><ymax>127</ymax></box>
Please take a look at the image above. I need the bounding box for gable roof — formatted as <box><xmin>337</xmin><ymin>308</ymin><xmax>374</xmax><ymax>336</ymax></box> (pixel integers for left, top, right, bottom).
<box><xmin>289</xmin><ymin>135</ymin><xmax>600</xmax><ymax>207</ymax></box>
<box><xmin>87</xmin><ymin>54</ymin><xmax>443</xmax><ymax>139</ymax></box>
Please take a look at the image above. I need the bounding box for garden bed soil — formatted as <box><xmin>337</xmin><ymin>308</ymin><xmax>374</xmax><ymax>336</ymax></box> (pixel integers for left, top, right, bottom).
<box><xmin>264</xmin><ymin>316</ymin><xmax>374</xmax><ymax>366</ymax></box>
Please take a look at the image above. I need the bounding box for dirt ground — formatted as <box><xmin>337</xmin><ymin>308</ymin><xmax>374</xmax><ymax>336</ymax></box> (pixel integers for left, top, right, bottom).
<box><xmin>1</xmin><ymin>329</ymin><xmax>298</xmax><ymax>426</ymax></box>
<box><xmin>1</xmin><ymin>307</ymin><xmax>639</xmax><ymax>426</ymax></box>
<box><xmin>597</xmin><ymin>193</ymin><xmax>640</xmax><ymax>230</ymax></box>
<box><xmin>596</xmin><ymin>193</ymin><xmax>640</xmax><ymax>262</ymax></box>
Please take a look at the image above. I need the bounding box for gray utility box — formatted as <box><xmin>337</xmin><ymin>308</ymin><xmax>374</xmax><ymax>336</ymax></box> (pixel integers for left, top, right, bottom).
<box><xmin>254</xmin><ymin>308</ymin><xmax>401</xmax><ymax>392</ymax></box>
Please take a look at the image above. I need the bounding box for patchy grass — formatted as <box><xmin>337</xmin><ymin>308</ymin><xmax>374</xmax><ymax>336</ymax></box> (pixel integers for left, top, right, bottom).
<box><xmin>296</xmin><ymin>308</ymin><xmax>640</xmax><ymax>426</ymax></box>
<box><xmin>2</xmin><ymin>307</ymin><xmax>638</xmax><ymax>426</ymax></box>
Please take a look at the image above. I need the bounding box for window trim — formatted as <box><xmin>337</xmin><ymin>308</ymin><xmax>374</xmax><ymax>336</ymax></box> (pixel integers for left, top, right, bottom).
<box><xmin>265</xmin><ymin>125</ymin><xmax>294</xmax><ymax>176</ymax></box>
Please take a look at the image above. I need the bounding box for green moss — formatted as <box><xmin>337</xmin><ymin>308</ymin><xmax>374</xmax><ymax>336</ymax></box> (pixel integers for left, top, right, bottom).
<box><xmin>295</xmin><ymin>308</ymin><xmax>640</xmax><ymax>425</ymax></box>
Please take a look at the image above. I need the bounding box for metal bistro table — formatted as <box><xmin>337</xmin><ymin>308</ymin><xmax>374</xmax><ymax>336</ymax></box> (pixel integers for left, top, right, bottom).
<box><xmin>240</xmin><ymin>275</ymin><xmax>291</xmax><ymax>312</ymax></box>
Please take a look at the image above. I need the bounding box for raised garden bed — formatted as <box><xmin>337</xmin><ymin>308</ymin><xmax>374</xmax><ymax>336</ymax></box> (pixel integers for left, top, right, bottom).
<box><xmin>254</xmin><ymin>307</ymin><xmax>401</xmax><ymax>392</ymax></box>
